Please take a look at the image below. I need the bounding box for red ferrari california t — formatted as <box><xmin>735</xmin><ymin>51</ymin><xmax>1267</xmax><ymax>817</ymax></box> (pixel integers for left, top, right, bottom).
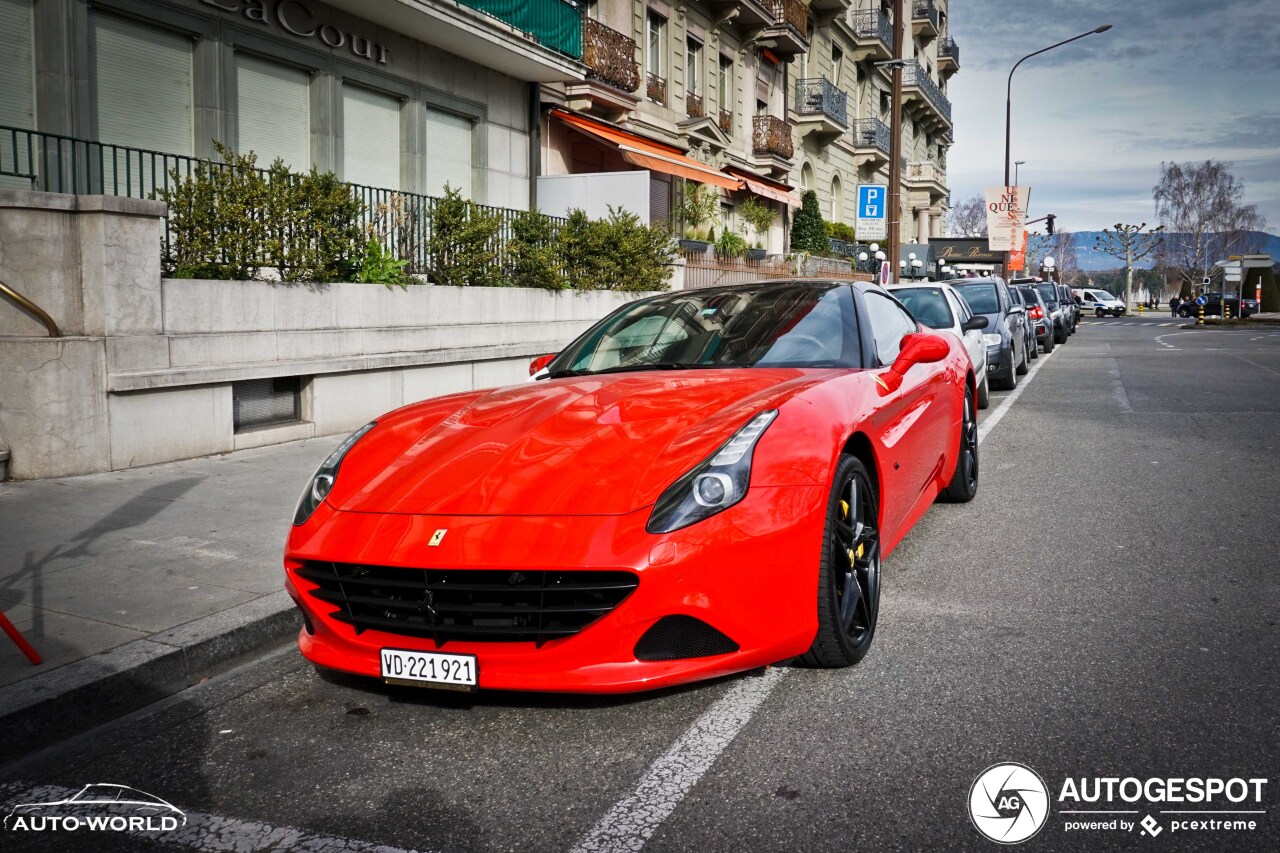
<box><xmin>284</xmin><ymin>280</ymin><xmax>979</xmax><ymax>693</ymax></box>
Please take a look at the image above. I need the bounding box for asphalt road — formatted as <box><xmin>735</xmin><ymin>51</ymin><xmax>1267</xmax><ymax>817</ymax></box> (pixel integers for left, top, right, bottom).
<box><xmin>4</xmin><ymin>317</ymin><xmax>1279</xmax><ymax>853</ymax></box>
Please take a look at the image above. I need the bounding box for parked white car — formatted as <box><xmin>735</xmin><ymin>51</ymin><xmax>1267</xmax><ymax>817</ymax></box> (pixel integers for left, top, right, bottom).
<box><xmin>888</xmin><ymin>282</ymin><xmax>991</xmax><ymax>409</ymax></box>
<box><xmin>1073</xmin><ymin>288</ymin><xmax>1127</xmax><ymax>317</ymax></box>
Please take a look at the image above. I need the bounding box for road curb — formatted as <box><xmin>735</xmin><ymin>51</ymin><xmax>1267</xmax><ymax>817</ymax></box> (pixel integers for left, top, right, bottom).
<box><xmin>0</xmin><ymin>592</ymin><xmax>300</xmax><ymax>762</ymax></box>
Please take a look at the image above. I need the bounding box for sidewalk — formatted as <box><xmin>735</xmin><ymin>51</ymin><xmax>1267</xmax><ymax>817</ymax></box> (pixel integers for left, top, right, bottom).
<box><xmin>0</xmin><ymin>436</ymin><xmax>337</xmax><ymax>754</ymax></box>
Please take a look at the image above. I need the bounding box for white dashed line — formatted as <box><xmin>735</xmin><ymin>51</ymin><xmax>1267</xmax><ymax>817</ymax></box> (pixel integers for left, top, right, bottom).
<box><xmin>0</xmin><ymin>783</ymin><xmax>426</xmax><ymax>853</ymax></box>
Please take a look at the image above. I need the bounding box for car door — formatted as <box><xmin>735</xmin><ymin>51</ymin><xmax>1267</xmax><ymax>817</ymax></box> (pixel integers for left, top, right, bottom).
<box><xmin>997</xmin><ymin>280</ymin><xmax>1025</xmax><ymax>362</ymax></box>
<box><xmin>947</xmin><ymin>288</ymin><xmax>984</xmax><ymax>376</ymax></box>
<box><xmin>861</xmin><ymin>291</ymin><xmax>949</xmax><ymax>534</ymax></box>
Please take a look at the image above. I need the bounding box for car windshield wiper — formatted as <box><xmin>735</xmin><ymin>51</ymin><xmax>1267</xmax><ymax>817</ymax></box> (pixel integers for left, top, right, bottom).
<box><xmin>544</xmin><ymin>362</ymin><xmax>745</xmax><ymax>379</ymax></box>
<box><xmin>539</xmin><ymin>368</ymin><xmax>590</xmax><ymax>380</ymax></box>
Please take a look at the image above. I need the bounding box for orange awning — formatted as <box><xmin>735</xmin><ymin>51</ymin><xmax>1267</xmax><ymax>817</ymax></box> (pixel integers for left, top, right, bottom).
<box><xmin>725</xmin><ymin>167</ymin><xmax>800</xmax><ymax>207</ymax></box>
<box><xmin>552</xmin><ymin>109</ymin><xmax>743</xmax><ymax>191</ymax></box>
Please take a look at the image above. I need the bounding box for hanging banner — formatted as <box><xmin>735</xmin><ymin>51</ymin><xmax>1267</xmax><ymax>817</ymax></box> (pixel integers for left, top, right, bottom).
<box><xmin>1007</xmin><ymin>229</ymin><xmax>1028</xmax><ymax>271</ymax></box>
<box><xmin>985</xmin><ymin>185</ymin><xmax>1030</xmax><ymax>251</ymax></box>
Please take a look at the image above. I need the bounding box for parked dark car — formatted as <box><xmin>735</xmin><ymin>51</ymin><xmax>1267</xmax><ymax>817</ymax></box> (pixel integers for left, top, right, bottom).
<box><xmin>1007</xmin><ymin>284</ymin><xmax>1039</xmax><ymax>361</ymax></box>
<box><xmin>1177</xmin><ymin>293</ymin><xmax>1258</xmax><ymax>319</ymax></box>
<box><xmin>1017</xmin><ymin>285</ymin><xmax>1055</xmax><ymax>353</ymax></box>
<box><xmin>949</xmin><ymin>277</ymin><xmax>1030</xmax><ymax>390</ymax></box>
<box><xmin>1056</xmin><ymin>283</ymin><xmax>1080</xmax><ymax>332</ymax></box>
<box><xmin>1032</xmin><ymin>282</ymin><xmax>1069</xmax><ymax>344</ymax></box>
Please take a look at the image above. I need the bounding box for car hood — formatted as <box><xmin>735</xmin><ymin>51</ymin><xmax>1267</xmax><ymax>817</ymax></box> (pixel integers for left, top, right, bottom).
<box><xmin>328</xmin><ymin>369</ymin><xmax>824</xmax><ymax>516</ymax></box>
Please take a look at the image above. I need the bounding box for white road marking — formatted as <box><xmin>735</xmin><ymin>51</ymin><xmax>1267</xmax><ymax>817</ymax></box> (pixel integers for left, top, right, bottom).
<box><xmin>0</xmin><ymin>783</ymin><xmax>425</xmax><ymax>853</ymax></box>
<box><xmin>1108</xmin><ymin>359</ymin><xmax>1133</xmax><ymax>413</ymax></box>
<box><xmin>571</xmin><ymin>668</ymin><xmax>786</xmax><ymax>852</ymax></box>
<box><xmin>573</xmin><ymin>347</ymin><xmax>1057</xmax><ymax>853</ymax></box>
<box><xmin>976</xmin><ymin>347</ymin><xmax>1057</xmax><ymax>444</ymax></box>
<box><xmin>1237</xmin><ymin>355</ymin><xmax>1280</xmax><ymax>377</ymax></box>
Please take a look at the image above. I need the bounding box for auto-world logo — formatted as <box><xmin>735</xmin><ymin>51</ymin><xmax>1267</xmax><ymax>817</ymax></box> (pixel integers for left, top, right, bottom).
<box><xmin>969</xmin><ymin>763</ymin><xmax>1051</xmax><ymax>844</ymax></box>
<box><xmin>4</xmin><ymin>784</ymin><xmax>186</xmax><ymax>833</ymax></box>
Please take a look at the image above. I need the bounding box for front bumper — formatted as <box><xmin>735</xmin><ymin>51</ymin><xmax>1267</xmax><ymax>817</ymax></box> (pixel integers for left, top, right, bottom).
<box><xmin>285</xmin><ymin>486</ymin><xmax>827</xmax><ymax>693</ymax></box>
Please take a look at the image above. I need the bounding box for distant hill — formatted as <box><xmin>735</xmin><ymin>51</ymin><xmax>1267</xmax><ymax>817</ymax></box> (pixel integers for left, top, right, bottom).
<box><xmin>1067</xmin><ymin>230</ymin><xmax>1280</xmax><ymax>271</ymax></box>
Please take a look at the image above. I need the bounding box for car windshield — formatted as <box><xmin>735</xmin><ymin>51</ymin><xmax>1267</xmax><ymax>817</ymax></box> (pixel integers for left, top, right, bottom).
<box><xmin>1035</xmin><ymin>283</ymin><xmax>1058</xmax><ymax>305</ymax></box>
<box><xmin>952</xmin><ymin>283</ymin><xmax>999</xmax><ymax>314</ymax></box>
<box><xmin>891</xmin><ymin>287</ymin><xmax>953</xmax><ymax>330</ymax></box>
<box><xmin>1096</xmin><ymin>292</ymin><xmax>1117</xmax><ymax>301</ymax></box>
<box><xmin>547</xmin><ymin>283</ymin><xmax>861</xmax><ymax>376</ymax></box>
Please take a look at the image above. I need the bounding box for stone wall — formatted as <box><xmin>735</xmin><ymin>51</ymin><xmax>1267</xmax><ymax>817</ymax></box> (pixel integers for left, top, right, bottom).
<box><xmin>0</xmin><ymin>190</ymin><xmax>653</xmax><ymax>479</ymax></box>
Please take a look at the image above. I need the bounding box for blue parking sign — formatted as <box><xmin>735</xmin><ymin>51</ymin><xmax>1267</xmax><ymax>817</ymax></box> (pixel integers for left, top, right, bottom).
<box><xmin>855</xmin><ymin>184</ymin><xmax>888</xmax><ymax>240</ymax></box>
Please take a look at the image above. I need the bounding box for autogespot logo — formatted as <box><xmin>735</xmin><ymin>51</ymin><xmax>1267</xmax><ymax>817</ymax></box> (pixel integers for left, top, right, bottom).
<box><xmin>969</xmin><ymin>763</ymin><xmax>1051</xmax><ymax>844</ymax></box>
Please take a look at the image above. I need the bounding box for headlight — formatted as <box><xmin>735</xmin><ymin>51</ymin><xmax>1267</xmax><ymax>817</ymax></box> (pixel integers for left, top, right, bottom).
<box><xmin>292</xmin><ymin>422</ymin><xmax>377</xmax><ymax>525</ymax></box>
<box><xmin>646</xmin><ymin>410</ymin><xmax>778</xmax><ymax>534</ymax></box>
<box><xmin>982</xmin><ymin>333</ymin><xmax>1003</xmax><ymax>347</ymax></box>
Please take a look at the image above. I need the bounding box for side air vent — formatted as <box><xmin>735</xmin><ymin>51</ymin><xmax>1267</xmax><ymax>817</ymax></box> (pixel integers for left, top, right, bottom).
<box><xmin>634</xmin><ymin>615</ymin><xmax>739</xmax><ymax>661</ymax></box>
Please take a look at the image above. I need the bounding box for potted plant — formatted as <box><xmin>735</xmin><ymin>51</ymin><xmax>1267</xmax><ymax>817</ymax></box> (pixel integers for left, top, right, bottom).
<box><xmin>678</xmin><ymin>181</ymin><xmax>719</xmax><ymax>252</ymax></box>
<box><xmin>715</xmin><ymin>228</ymin><xmax>748</xmax><ymax>260</ymax></box>
<box><xmin>736</xmin><ymin>195</ymin><xmax>774</xmax><ymax>260</ymax></box>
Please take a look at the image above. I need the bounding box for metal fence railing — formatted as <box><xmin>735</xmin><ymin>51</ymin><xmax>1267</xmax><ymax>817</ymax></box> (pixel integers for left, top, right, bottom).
<box><xmin>794</xmin><ymin>77</ymin><xmax>848</xmax><ymax>126</ymax></box>
<box><xmin>682</xmin><ymin>255</ymin><xmax>792</xmax><ymax>289</ymax></box>
<box><xmin>0</xmin><ymin>125</ymin><xmax>561</xmax><ymax>279</ymax></box>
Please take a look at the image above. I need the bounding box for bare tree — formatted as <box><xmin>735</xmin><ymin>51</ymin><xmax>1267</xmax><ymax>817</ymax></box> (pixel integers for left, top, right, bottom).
<box><xmin>1153</xmin><ymin>160</ymin><xmax>1266</xmax><ymax>296</ymax></box>
<box><xmin>1094</xmin><ymin>223</ymin><xmax>1165</xmax><ymax>307</ymax></box>
<box><xmin>947</xmin><ymin>194</ymin><xmax>987</xmax><ymax>237</ymax></box>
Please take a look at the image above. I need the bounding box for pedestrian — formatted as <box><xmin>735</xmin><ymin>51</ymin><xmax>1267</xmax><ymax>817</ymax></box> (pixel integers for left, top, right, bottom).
<box><xmin>1170</xmin><ymin>295</ymin><xmax>1180</xmax><ymax>317</ymax></box>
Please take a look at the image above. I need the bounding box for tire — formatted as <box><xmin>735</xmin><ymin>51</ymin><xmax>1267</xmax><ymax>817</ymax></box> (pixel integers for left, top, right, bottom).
<box><xmin>800</xmin><ymin>454</ymin><xmax>881</xmax><ymax>668</ymax></box>
<box><xmin>939</xmin><ymin>386</ymin><xmax>979</xmax><ymax>503</ymax></box>
<box><xmin>1054</xmin><ymin>322</ymin><xmax>1067</xmax><ymax>344</ymax></box>
<box><xmin>1016</xmin><ymin>341</ymin><xmax>1029</xmax><ymax>375</ymax></box>
<box><xmin>977</xmin><ymin>371</ymin><xmax>990</xmax><ymax>409</ymax></box>
<box><xmin>1029</xmin><ymin>339</ymin><xmax>1038</xmax><ymax>359</ymax></box>
<box><xmin>1042</xmin><ymin>333</ymin><xmax>1055</xmax><ymax>354</ymax></box>
<box><xmin>997</xmin><ymin>355</ymin><xmax>1018</xmax><ymax>390</ymax></box>
<box><xmin>1096</xmin><ymin>308</ymin><xmax>1105</xmax><ymax>318</ymax></box>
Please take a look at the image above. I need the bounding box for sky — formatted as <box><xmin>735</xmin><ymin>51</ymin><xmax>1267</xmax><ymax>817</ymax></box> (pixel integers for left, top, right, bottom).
<box><xmin>947</xmin><ymin>0</ymin><xmax>1280</xmax><ymax>233</ymax></box>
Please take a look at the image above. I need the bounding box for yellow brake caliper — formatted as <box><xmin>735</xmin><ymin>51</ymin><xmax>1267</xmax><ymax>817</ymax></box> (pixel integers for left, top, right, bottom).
<box><xmin>841</xmin><ymin>500</ymin><xmax>862</xmax><ymax>566</ymax></box>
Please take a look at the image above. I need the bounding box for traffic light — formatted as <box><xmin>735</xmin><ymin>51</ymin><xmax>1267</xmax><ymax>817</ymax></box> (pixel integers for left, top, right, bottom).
<box><xmin>1045</xmin><ymin>214</ymin><xmax>1056</xmax><ymax>235</ymax></box>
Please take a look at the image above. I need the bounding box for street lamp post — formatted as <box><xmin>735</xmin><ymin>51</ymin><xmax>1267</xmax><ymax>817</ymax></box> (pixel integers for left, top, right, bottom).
<box><xmin>1004</xmin><ymin>25</ymin><xmax>1112</xmax><ymax>188</ymax></box>
<box><xmin>1002</xmin><ymin>24</ymin><xmax>1111</xmax><ymax>274</ymax></box>
<box><xmin>1014</xmin><ymin>160</ymin><xmax>1026</xmax><ymax>184</ymax></box>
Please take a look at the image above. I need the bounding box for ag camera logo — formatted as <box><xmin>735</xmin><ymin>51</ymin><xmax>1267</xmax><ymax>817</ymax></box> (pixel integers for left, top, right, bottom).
<box><xmin>969</xmin><ymin>763</ymin><xmax>1050</xmax><ymax>844</ymax></box>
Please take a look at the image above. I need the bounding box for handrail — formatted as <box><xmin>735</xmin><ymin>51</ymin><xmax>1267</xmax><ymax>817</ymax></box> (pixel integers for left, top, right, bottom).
<box><xmin>0</xmin><ymin>278</ymin><xmax>62</xmax><ymax>337</ymax></box>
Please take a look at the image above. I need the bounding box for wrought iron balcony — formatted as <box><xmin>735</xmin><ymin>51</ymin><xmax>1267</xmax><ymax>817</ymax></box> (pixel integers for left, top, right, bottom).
<box><xmin>852</xmin><ymin>118</ymin><xmax>891</xmax><ymax>155</ymax></box>
<box><xmin>583</xmin><ymin>18</ymin><xmax>639</xmax><ymax>92</ymax></box>
<box><xmin>938</xmin><ymin>36</ymin><xmax>960</xmax><ymax>75</ymax></box>
<box><xmin>912</xmin><ymin>0</ymin><xmax>940</xmax><ymax>42</ymax></box>
<box><xmin>719</xmin><ymin>109</ymin><xmax>735</xmax><ymax>136</ymax></box>
<box><xmin>457</xmin><ymin>0</ymin><xmax>583</xmax><ymax>59</ymax></box>
<box><xmin>646</xmin><ymin>73</ymin><xmax>667</xmax><ymax>106</ymax></box>
<box><xmin>794</xmin><ymin>78</ymin><xmax>848</xmax><ymax>126</ymax></box>
<box><xmin>849</xmin><ymin>9</ymin><xmax>895</xmax><ymax>59</ymax></box>
<box><xmin>752</xmin><ymin>114</ymin><xmax>794</xmax><ymax>160</ymax></box>
<box><xmin>687</xmin><ymin>92</ymin><xmax>705</xmax><ymax>118</ymax></box>
<box><xmin>902</xmin><ymin>61</ymin><xmax>952</xmax><ymax>126</ymax></box>
<box><xmin>762</xmin><ymin>0</ymin><xmax>810</xmax><ymax>54</ymax></box>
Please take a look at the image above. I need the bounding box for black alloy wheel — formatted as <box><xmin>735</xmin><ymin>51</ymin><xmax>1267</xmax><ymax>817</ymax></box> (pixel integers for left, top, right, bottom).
<box><xmin>940</xmin><ymin>387</ymin><xmax>979</xmax><ymax>503</ymax></box>
<box><xmin>802</xmin><ymin>455</ymin><xmax>881</xmax><ymax>667</ymax></box>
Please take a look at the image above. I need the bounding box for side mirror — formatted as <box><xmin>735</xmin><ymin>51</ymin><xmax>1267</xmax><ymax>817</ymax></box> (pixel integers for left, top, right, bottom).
<box><xmin>529</xmin><ymin>353</ymin><xmax>556</xmax><ymax>376</ymax></box>
<box><xmin>961</xmin><ymin>316</ymin><xmax>989</xmax><ymax>332</ymax></box>
<box><xmin>1008</xmin><ymin>304</ymin><xmax>1025</xmax><ymax>315</ymax></box>
<box><xmin>881</xmin><ymin>333</ymin><xmax>950</xmax><ymax>393</ymax></box>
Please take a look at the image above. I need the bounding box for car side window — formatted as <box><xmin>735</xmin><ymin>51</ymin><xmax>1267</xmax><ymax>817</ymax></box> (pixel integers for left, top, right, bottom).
<box><xmin>864</xmin><ymin>292</ymin><xmax>919</xmax><ymax>366</ymax></box>
<box><xmin>948</xmin><ymin>291</ymin><xmax>971</xmax><ymax>324</ymax></box>
<box><xmin>995</xmin><ymin>280</ymin><xmax>1009</xmax><ymax>311</ymax></box>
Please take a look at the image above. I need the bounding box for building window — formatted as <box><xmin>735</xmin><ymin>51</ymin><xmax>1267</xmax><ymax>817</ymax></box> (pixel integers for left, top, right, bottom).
<box><xmin>237</xmin><ymin>54</ymin><xmax>311</xmax><ymax>171</ymax></box>
<box><xmin>1</xmin><ymin>0</ymin><xmax>35</xmax><ymax>190</ymax></box>
<box><xmin>343</xmin><ymin>85</ymin><xmax>400</xmax><ymax>190</ymax></box>
<box><xmin>880</xmin><ymin>91</ymin><xmax>890</xmax><ymax>114</ymax></box>
<box><xmin>686</xmin><ymin>37</ymin><xmax>703</xmax><ymax>116</ymax></box>
<box><xmin>831</xmin><ymin>46</ymin><xmax>844</xmax><ymax>87</ymax></box>
<box><xmin>717</xmin><ymin>55</ymin><xmax>734</xmax><ymax>133</ymax></box>
<box><xmin>425</xmin><ymin>107</ymin><xmax>472</xmax><ymax>198</ymax></box>
<box><xmin>646</xmin><ymin>9</ymin><xmax>667</xmax><ymax>104</ymax></box>
<box><xmin>233</xmin><ymin>377</ymin><xmax>302</xmax><ymax>433</ymax></box>
<box><xmin>831</xmin><ymin>176</ymin><xmax>842</xmax><ymax>221</ymax></box>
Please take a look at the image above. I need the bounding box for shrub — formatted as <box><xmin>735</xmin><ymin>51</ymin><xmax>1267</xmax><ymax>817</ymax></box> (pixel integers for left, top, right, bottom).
<box><xmin>825</xmin><ymin>221</ymin><xmax>857</xmax><ymax>242</ymax></box>
<box><xmin>426</xmin><ymin>185</ymin><xmax>502</xmax><ymax>287</ymax></box>
<box><xmin>791</xmin><ymin>190</ymin><xmax>828</xmax><ymax>255</ymax></box>
<box><xmin>736</xmin><ymin>196</ymin><xmax>774</xmax><ymax>248</ymax></box>
<box><xmin>160</xmin><ymin>142</ymin><xmax>269</xmax><ymax>280</ymax></box>
<box><xmin>678</xmin><ymin>181</ymin><xmax>719</xmax><ymax>241</ymax></box>
<box><xmin>508</xmin><ymin>210</ymin><xmax>564</xmax><ymax>290</ymax></box>
<box><xmin>264</xmin><ymin>161</ymin><xmax>364</xmax><ymax>283</ymax></box>
<box><xmin>556</xmin><ymin>207</ymin><xmax>673</xmax><ymax>292</ymax></box>
<box><xmin>356</xmin><ymin>237</ymin><xmax>409</xmax><ymax>286</ymax></box>
<box><xmin>715</xmin><ymin>229</ymin><xmax>748</xmax><ymax>259</ymax></box>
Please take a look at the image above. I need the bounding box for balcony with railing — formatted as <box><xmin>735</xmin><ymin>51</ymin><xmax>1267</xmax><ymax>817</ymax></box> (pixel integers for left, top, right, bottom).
<box><xmin>565</xmin><ymin>17</ymin><xmax>641</xmax><ymax>118</ymax></box>
<box><xmin>687</xmin><ymin>92</ymin><xmax>705</xmax><ymax>119</ymax></box>
<box><xmin>904</xmin><ymin>160</ymin><xmax>949</xmax><ymax>201</ymax></box>
<box><xmin>848</xmin><ymin>9</ymin><xmax>895</xmax><ymax>61</ymax></box>
<box><xmin>752</xmin><ymin>114</ymin><xmax>794</xmax><ymax>164</ymax></box>
<box><xmin>902</xmin><ymin>61</ymin><xmax>952</xmax><ymax>127</ymax></box>
<box><xmin>762</xmin><ymin>0</ymin><xmax>811</xmax><ymax>54</ymax></box>
<box><xmin>792</xmin><ymin>77</ymin><xmax>848</xmax><ymax>141</ymax></box>
<box><xmin>938</xmin><ymin>36</ymin><xmax>960</xmax><ymax>76</ymax></box>
<box><xmin>851</xmin><ymin>117</ymin><xmax>891</xmax><ymax>166</ymax></box>
<box><xmin>912</xmin><ymin>0</ymin><xmax>940</xmax><ymax>43</ymax></box>
<box><xmin>456</xmin><ymin>0</ymin><xmax>583</xmax><ymax>59</ymax></box>
<box><xmin>646</xmin><ymin>73</ymin><xmax>668</xmax><ymax>106</ymax></box>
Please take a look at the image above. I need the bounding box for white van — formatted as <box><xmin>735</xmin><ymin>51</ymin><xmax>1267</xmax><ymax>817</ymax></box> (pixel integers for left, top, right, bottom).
<box><xmin>1073</xmin><ymin>288</ymin><xmax>1126</xmax><ymax>317</ymax></box>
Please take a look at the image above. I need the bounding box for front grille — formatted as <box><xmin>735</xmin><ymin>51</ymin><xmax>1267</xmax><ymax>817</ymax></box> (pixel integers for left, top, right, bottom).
<box><xmin>296</xmin><ymin>562</ymin><xmax>638</xmax><ymax>647</ymax></box>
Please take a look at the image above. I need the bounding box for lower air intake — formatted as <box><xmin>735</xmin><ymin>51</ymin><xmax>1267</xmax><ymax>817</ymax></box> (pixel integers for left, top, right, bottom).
<box><xmin>634</xmin><ymin>615</ymin><xmax>739</xmax><ymax>661</ymax></box>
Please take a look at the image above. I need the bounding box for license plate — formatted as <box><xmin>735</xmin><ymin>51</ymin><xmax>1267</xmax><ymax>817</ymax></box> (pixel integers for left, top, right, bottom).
<box><xmin>380</xmin><ymin>648</ymin><xmax>478</xmax><ymax>690</ymax></box>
